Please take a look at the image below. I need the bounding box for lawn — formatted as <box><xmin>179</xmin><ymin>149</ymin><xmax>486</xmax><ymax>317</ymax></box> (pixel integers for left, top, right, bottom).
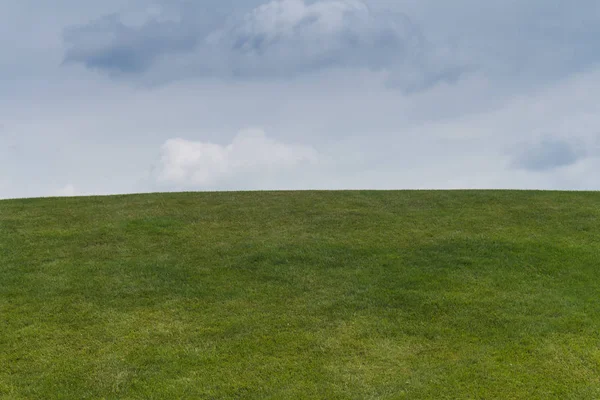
<box><xmin>1</xmin><ymin>190</ymin><xmax>600</xmax><ymax>399</ymax></box>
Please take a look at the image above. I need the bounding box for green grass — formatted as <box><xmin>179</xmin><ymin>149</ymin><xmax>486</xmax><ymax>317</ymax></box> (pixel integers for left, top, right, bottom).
<box><xmin>1</xmin><ymin>190</ymin><xmax>600</xmax><ymax>399</ymax></box>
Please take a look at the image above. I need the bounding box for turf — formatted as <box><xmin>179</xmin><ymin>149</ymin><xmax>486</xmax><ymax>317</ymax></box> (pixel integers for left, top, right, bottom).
<box><xmin>1</xmin><ymin>190</ymin><xmax>600</xmax><ymax>399</ymax></box>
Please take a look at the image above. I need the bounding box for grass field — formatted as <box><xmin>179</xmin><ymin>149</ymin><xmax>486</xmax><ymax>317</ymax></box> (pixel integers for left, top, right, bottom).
<box><xmin>1</xmin><ymin>190</ymin><xmax>600</xmax><ymax>399</ymax></box>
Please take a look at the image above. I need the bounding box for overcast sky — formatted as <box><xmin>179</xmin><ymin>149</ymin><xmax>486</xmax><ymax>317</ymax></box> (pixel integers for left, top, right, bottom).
<box><xmin>2</xmin><ymin>0</ymin><xmax>600</xmax><ymax>198</ymax></box>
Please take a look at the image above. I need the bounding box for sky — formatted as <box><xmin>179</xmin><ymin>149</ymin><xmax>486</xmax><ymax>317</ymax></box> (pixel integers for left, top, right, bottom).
<box><xmin>2</xmin><ymin>0</ymin><xmax>600</xmax><ymax>199</ymax></box>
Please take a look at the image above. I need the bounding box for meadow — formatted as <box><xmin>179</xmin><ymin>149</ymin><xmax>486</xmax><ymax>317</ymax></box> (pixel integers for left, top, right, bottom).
<box><xmin>1</xmin><ymin>191</ymin><xmax>599</xmax><ymax>399</ymax></box>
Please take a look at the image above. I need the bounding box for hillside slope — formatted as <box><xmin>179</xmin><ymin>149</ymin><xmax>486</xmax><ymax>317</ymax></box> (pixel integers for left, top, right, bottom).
<box><xmin>1</xmin><ymin>191</ymin><xmax>600</xmax><ymax>399</ymax></box>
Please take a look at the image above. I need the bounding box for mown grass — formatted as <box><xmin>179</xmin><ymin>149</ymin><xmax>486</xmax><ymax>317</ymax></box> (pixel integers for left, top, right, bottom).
<box><xmin>1</xmin><ymin>190</ymin><xmax>600</xmax><ymax>399</ymax></box>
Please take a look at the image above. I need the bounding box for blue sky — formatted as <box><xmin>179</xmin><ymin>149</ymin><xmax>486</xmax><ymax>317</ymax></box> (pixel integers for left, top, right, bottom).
<box><xmin>2</xmin><ymin>0</ymin><xmax>600</xmax><ymax>198</ymax></box>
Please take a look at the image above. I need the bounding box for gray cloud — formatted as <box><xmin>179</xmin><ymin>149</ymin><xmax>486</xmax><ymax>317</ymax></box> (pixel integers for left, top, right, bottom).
<box><xmin>62</xmin><ymin>0</ymin><xmax>463</xmax><ymax>92</ymax></box>
<box><xmin>63</xmin><ymin>12</ymin><xmax>199</xmax><ymax>74</ymax></box>
<box><xmin>511</xmin><ymin>137</ymin><xmax>586</xmax><ymax>172</ymax></box>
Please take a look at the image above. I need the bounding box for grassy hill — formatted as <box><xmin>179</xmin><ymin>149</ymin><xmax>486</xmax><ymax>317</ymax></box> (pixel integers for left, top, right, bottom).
<box><xmin>1</xmin><ymin>190</ymin><xmax>600</xmax><ymax>399</ymax></box>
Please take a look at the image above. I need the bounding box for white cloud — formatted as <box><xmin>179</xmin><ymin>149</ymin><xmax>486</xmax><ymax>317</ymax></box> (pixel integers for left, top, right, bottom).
<box><xmin>55</xmin><ymin>183</ymin><xmax>80</xmax><ymax>197</ymax></box>
<box><xmin>156</xmin><ymin>128</ymin><xmax>318</xmax><ymax>188</ymax></box>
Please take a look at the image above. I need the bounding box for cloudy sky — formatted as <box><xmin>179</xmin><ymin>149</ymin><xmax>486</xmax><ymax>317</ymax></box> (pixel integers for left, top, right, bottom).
<box><xmin>2</xmin><ymin>0</ymin><xmax>600</xmax><ymax>198</ymax></box>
